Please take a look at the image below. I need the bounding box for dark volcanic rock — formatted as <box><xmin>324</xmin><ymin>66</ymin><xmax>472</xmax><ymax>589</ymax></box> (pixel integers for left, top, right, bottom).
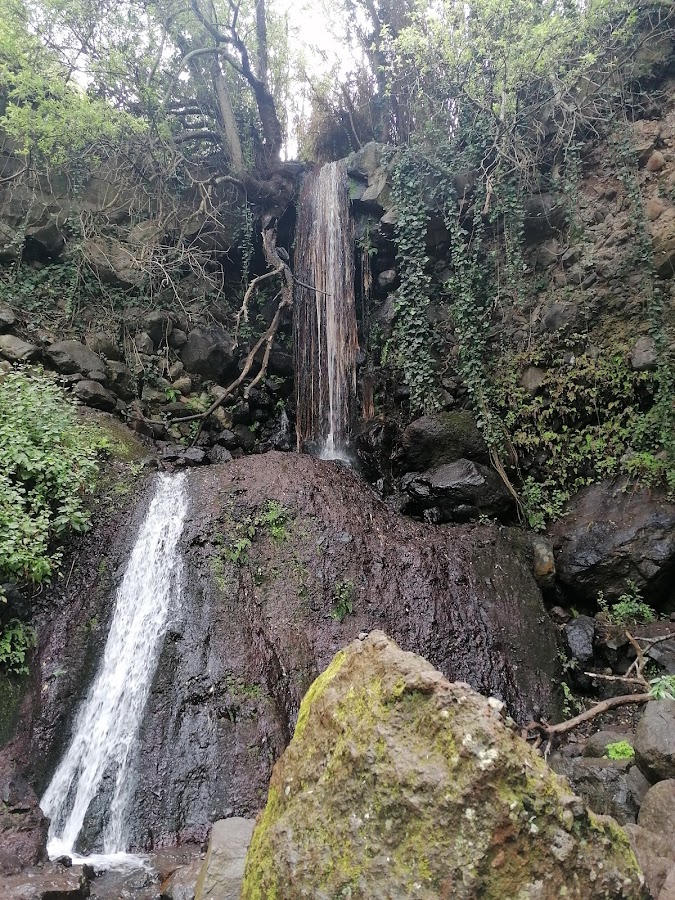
<box><xmin>0</xmin><ymin>759</ymin><xmax>48</xmax><ymax>870</ymax></box>
<box><xmin>638</xmin><ymin>779</ymin><xmax>675</xmax><ymax>833</ymax></box>
<box><xmin>130</xmin><ymin>452</ymin><xmax>559</xmax><ymax>848</ymax></box>
<box><xmin>564</xmin><ymin>615</ymin><xmax>596</xmax><ymax>664</ymax></box>
<box><xmin>549</xmin><ymin>479</ymin><xmax>675</xmax><ymax>605</ymax></box>
<box><xmin>635</xmin><ymin>701</ymin><xmax>675</xmax><ymax>781</ymax></box>
<box><xmin>549</xmin><ymin>756</ymin><xmax>639</xmax><ymax>824</ymax></box>
<box><xmin>180</xmin><ymin>327</ymin><xmax>235</xmax><ymax>381</ymax></box>
<box><xmin>46</xmin><ymin>340</ymin><xmax>105</xmax><ymax>377</ymax></box>
<box><xmin>400</xmin><ymin>410</ymin><xmax>488</xmax><ymax>471</ymax></box>
<box><xmin>0</xmin><ymin>335</ymin><xmax>39</xmax><ymax>362</ymax></box>
<box><xmin>401</xmin><ymin>458</ymin><xmax>513</xmax><ymax>522</ymax></box>
<box><xmin>73</xmin><ymin>380</ymin><xmax>117</xmax><ymax>412</ymax></box>
<box><xmin>0</xmin><ymin>864</ymin><xmax>91</xmax><ymax>899</ymax></box>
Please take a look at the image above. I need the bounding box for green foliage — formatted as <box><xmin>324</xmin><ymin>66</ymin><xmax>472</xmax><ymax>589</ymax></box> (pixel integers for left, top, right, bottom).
<box><xmin>217</xmin><ymin>500</ymin><xmax>290</xmax><ymax>568</ymax></box>
<box><xmin>331</xmin><ymin>579</ymin><xmax>355</xmax><ymax>622</ymax></box>
<box><xmin>0</xmin><ymin>619</ymin><xmax>36</xmax><ymax>675</ymax></box>
<box><xmin>605</xmin><ymin>740</ymin><xmax>635</xmax><ymax>761</ymax></box>
<box><xmin>597</xmin><ymin>582</ymin><xmax>655</xmax><ymax>626</ymax></box>
<box><xmin>0</xmin><ymin>370</ymin><xmax>100</xmax><ymax>594</ymax></box>
<box><xmin>495</xmin><ymin>346</ymin><xmax>675</xmax><ymax>529</ymax></box>
<box><xmin>649</xmin><ymin>675</ymin><xmax>675</xmax><ymax>701</ymax></box>
<box><xmin>389</xmin><ymin>150</ymin><xmax>440</xmax><ymax>412</ymax></box>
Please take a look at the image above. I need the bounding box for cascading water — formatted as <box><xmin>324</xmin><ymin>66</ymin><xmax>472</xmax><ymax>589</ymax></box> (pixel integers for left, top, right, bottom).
<box><xmin>294</xmin><ymin>159</ymin><xmax>359</xmax><ymax>460</ymax></box>
<box><xmin>41</xmin><ymin>472</ymin><xmax>188</xmax><ymax>865</ymax></box>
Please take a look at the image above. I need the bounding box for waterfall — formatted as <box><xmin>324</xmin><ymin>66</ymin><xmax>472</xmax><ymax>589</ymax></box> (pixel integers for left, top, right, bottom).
<box><xmin>294</xmin><ymin>159</ymin><xmax>359</xmax><ymax>459</ymax></box>
<box><xmin>41</xmin><ymin>472</ymin><xmax>188</xmax><ymax>863</ymax></box>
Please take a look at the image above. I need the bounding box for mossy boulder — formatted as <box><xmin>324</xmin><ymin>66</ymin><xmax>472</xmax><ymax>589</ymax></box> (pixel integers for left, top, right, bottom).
<box><xmin>242</xmin><ymin>632</ymin><xmax>645</xmax><ymax>900</ymax></box>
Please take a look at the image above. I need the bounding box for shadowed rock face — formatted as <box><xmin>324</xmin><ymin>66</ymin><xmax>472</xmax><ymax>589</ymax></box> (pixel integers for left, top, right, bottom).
<box><xmin>131</xmin><ymin>452</ymin><xmax>560</xmax><ymax>848</ymax></box>
<box><xmin>242</xmin><ymin>632</ymin><xmax>644</xmax><ymax>900</ymax></box>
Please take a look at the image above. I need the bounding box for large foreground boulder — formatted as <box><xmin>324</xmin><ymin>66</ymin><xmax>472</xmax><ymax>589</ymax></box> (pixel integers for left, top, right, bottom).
<box><xmin>242</xmin><ymin>632</ymin><xmax>644</xmax><ymax>900</ymax></box>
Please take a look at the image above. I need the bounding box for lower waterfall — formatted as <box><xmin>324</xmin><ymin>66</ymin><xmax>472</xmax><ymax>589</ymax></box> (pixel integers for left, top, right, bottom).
<box><xmin>293</xmin><ymin>159</ymin><xmax>359</xmax><ymax>460</ymax></box>
<box><xmin>40</xmin><ymin>472</ymin><xmax>188</xmax><ymax>864</ymax></box>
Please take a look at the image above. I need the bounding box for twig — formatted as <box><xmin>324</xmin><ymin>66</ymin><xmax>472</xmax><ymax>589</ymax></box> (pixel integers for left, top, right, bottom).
<box><xmin>529</xmin><ymin>693</ymin><xmax>651</xmax><ymax>738</ymax></box>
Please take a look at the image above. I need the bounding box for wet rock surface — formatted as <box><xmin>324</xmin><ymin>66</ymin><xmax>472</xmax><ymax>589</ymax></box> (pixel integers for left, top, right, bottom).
<box><xmin>242</xmin><ymin>631</ymin><xmax>644</xmax><ymax>900</ymax></box>
<box><xmin>549</xmin><ymin>756</ymin><xmax>640</xmax><ymax>825</ymax></box>
<box><xmin>400</xmin><ymin>458</ymin><xmax>513</xmax><ymax>523</ymax></box>
<box><xmin>128</xmin><ymin>452</ymin><xmax>559</xmax><ymax>849</ymax></box>
<box><xmin>549</xmin><ymin>480</ymin><xmax>675</xmax><ymax>606</ymax></box>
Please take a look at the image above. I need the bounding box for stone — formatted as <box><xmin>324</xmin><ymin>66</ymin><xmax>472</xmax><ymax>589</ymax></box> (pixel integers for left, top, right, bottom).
<box><xmin>632</xmin><ymin>120</ymin><xmax>661</xmax><ymax>165</ymax></box>
<box><xmin>0</xmin><ymin>335</ymin><xmax>39</xmax><ymax>363</ymax></box>
<box><xmin>635</xmin><ymin>702</ymin><xmax>675</xmax><ymax>781</ymax></box>
<box><xmin>564</xmin><ymin>615</ymin><xmax>595</xmax><ymax>663</ymax></box>
<box><xmin>549</xmin><ymin>756</ymin><xmax>639</xmax><ymax>824</ymax></box>
<box><xmin>84</xmin><ymin>331</ymin><xmax>122</xmax><ymax>361</ymax></box>
<box><xmin>377</xmin><ymin>268</ymin><xmax>398</xmax><ymax>290</ymax></box>
<box><xmin>46</xmin><ymin>340</ymin><xmax>105</xmax><ymax>377</ymax></box>
<box><xmin>161</xmin><ymin>445</ymin><xmax>207</xmax><ymax>466</ymax></box>
<box><xmin>232</xmin><ymin>424</ymin><xmax>255</xmax><ymax>452</ymax></box>
<box><xmin>583</xmin><ymin>731</ymin><xmax>633</xmax><ymax>758</ymax></box>
<box><xmin>660</xmin><ymin>866</ymin><xmax>675</xmax><ymax>900</ymax></box>
<box><xmin>401</xmin><ymin>458</ymin><xmax>513</xmax><ymax>523</ymax></box>
<box><xmin>181</xmin><ymin>327</ymin><xmax>235</xmax><ymax>381</ymax></box>
<box><xmin>646</xmin><ymin>199</ymin><xmax>665</xmax><ymax>221</ymax></box>
<box><xmin>73</xmin><ymin>380</ymin><xmax>117</xmax><ymax>412</ymax></box>
<box><xmin>0</xmin><ymin>761</ymin><xmax>48</xmax><ymax>870</ymax></box>
<box><xmin>647</xmin><ymin>151</ymin><xmax>666</xmax><ymax>172</ymax></box>
<box><xmin>134</xmin><ymin>331</ymin><xmax>155</xmax><ymax>355</ymax></box>
<box><xmin>83</xmin><ymin>236</ymin><xmax>144</xmax><ymax>287</ymax></box>
<box><xmin>520</xmin><ymin>366</ymin><xmax>546</xmax><ymax>394</ymax></box>
<box><xmin>168</xmin><ymin>361</ymin><xmax>184</xmax><ymax>380</ymax></box>
<box><xmin>146</xmin><ymin>310</ymin><xmax>173</xmax><ymax>348</ymax></box>
<box><xmin>208</xmin><ymin>446</ymin><xmax>233</xmax><ymax>464</ymax></box>
<box><xmin>169</xmin><ymin>329</ymin><xmax>188</xmax><ymax>349</ymax></box>
<box><xmin>631</xmin><ymin>336</ymin><xmax>658</xmax><ymax>371</ymax></box>
<box><xmin>541</xmin><ymin>301</ymin><xmax>578</xmax><ymax>332</ymax></box>
<box><xmin>548</xmin><ymin>479</ymin><xmax>675</xmax><ymax>605</ymax></box>
<box><xmin>531</xmin><ymin>535</ymin><xmax>555</xmax><ymax>587</ymax></box>
<box><xmin>172</xmin><ymin>376</ymin><xmax>192</xmax><ymax>396</ymax></box>
<box><xmin>627</xmin><ymin>765</ymin><xmax>651</xmax><ymax>806</ymax></box>
<box><xmin>215</xmin><ymin>429</ymin><xmax>239</xmax><ymax>450</ymax></box>
<box><xmin>195</xmin><ymin>818</ymin><xmax>255</xmax><ymax>900</ymax></box>
<box><xmin>0</xmin><ymin>865</ymin><xmax>90</xmax><ymax>899</ymax></box>
<box><xmin>625</xmin><ymin>824</ymin><xmax>675</xmax><ymax>899</ymax></box>
<box><xmin>162</xmin><ymin>858</ymin><xmax>203</xmax><ymax>900</ymax></box>
<box><xmin>401</xmin><ymin>410</ymin><xmax>488</xmax><ymax>471</ymax></box>
<box><xmin>106</xmin><ymin>361</ymin><xmax>137</xmax><ymax>401</ymax></box>
<box><xmin>0</xmin><ymin>302</ymin><xmax>16</xmax><ymax>331</ymax></box>
<box><xmin>242</xmin><ymin>632</ymin><xmax>644</xmax><ymax>900</ymax></box>
<box><xmin>638</xmin><ymin>779</ymin><xmax>675</xmax><ymax>833</ymax></box>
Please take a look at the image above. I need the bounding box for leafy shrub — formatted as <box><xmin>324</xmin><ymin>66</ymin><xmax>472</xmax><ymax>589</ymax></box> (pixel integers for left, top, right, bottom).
<box><xmin>649</xmin><ymin>675</ymin><xmax>675</xmax><ymax>701</ymax></box>
<box><xmin>597</xmin><ymin>582</ymin><xmax>655</xmax><ymax>626</ymax></box>
<box><xmin>0</xmin><ymin>618</ymin><xmax>37</xmax><ymax>675</ymax></box>
<box><xmin>605</xmin><ymin>740</ymin><xmax>635</xmax><ymax>761</ymax></box>
<box><xmin>0</xmin><ymin>370</ymin><xmax>101</xmax><ymax>595</ymax></box>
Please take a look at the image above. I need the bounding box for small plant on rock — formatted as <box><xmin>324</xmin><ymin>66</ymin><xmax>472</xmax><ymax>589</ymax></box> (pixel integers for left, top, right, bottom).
<box><xmin>605</xmin><ymin>740</ymin><xmax>635</xmax><ymax>761</ymax></box>
<box><xmin>597</xmin><ymin>582</ymin><xmax>655</xmax><ymax>626</ymax></box>
<box><xmin>332</xmin><ymin>579</ymin><xmax>355</xmax><ymax>623</ymax></box>
<box><xmin>649</xmin><ymin>675</ymin><xmax>675</xmax><ymax>701</ymax></box>
<box><xmin>0</xmin><ymin>619</ymin><xmax>37</xmax><ymax>675</ymax></box>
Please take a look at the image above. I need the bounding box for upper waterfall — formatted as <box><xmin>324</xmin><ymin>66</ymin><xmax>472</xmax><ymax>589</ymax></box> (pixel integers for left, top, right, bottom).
<box><xmin>40</xmin><ymin>472</ymin><xmax>188</xmax><ymax>863</ymax></box>
<box><xmin>293</xmin><ymin>159</ymin><xmax>359</xmax><ymax>460</ymax></box>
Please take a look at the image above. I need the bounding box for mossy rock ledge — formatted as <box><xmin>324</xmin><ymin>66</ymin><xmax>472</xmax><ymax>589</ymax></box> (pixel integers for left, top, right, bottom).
<box><xmin>242</xmin><ymin>631</ymin><xmax>645</xmax><ymax>900</ymax></box>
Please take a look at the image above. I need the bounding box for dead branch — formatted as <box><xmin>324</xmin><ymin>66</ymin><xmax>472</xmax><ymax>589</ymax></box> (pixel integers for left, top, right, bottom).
<box><xmin>168</xmin><ymin>214</ymin><xmax>292</xmax><ymax>441</ymax></box>
<box><xmin>529</xmin><ymin>693</ymin><xmax>651</xmax><ymax>739</ymax></box>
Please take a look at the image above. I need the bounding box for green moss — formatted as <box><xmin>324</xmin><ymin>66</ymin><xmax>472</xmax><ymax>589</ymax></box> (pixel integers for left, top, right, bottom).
<box><xmin>0</xmin><ymin>673</ymin><xmax>27</xmax><ymax>747</ymax></box>
<box><xmin>293</xmin><ymin>650</ymin><xmax>347</xmax><ymax>741</ymax></box>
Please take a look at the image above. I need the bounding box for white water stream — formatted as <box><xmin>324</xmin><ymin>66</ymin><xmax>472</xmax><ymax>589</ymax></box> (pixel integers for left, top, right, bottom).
<box><xmin>41</xmin><ymin>472</ymin><xmax>188</xmax><ymax>866</ymax></box>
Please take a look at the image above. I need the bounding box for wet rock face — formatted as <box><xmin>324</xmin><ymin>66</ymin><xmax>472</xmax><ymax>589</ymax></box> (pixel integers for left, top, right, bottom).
<box><xmin>548</xmin><ymin>479</ymin><xmax>675</xmax><ymax>606</ymax></box>
<box><xmin>400</xmin><ymin>410</ymin><xmax>488</xmax><ymax>472</ymax></box>
<box><xmin>132</xmin><ymin>452</ymin><xmax>560</xmax><ymax>849</ymax></box>
<box><xmin>0</xmin><ymin>760</ymin><xmax>48</xmax><ymax>872</ymax></box>
<box><xmin>242</xmin><ymin>632</ymin><xmax>644</xmax><ymax>900</ymax></box>
<box><xmin>635</xmin><ymin>701</ymin><xmax>675</xmax><ymax>781</ymax></box>
<box><xmin>401</xmin><ymin>458</ymin><xmax>514</xmax><ymax>523</ymax></box>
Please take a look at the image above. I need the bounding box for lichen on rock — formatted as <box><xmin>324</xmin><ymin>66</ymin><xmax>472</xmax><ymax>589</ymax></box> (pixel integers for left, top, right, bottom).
<box><xmin>242</xmin><ymin>632</ymin><xmax>645</xmax><ymax>900</ymax></box>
